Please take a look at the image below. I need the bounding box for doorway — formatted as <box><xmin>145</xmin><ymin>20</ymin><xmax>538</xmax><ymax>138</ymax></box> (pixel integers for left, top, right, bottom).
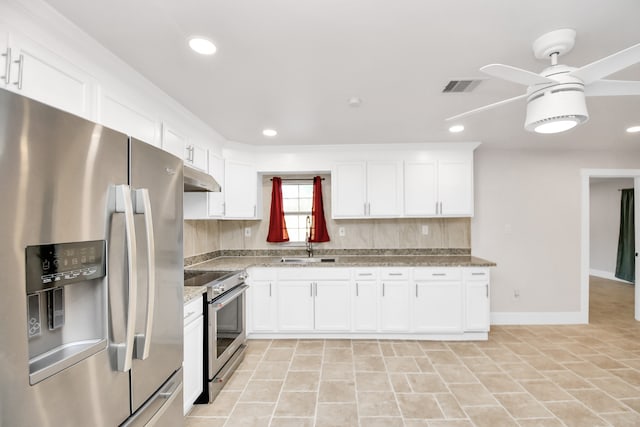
<box><xmin>581</xmin><ymin>169</ymin><xmax>640</xmax><ymax>323</ymax></box>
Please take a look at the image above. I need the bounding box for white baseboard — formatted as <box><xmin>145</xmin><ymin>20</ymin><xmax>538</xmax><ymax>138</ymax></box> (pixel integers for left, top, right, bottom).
<box><xmin>490</xmin><ymin>311</ymin><xmax>585</xmax><ymax>325</ymax></box>
<box><xmin>590</xmin><ymin>269</ymin><xmax>634</xmax><ymax>284</ymax></box>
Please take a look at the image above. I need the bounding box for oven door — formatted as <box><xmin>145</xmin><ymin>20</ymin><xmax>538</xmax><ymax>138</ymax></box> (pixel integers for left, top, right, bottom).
<box><xmin>208</xmin><ymin>284</ymin><xmax>248</xmax><ymax>377</ymax></box>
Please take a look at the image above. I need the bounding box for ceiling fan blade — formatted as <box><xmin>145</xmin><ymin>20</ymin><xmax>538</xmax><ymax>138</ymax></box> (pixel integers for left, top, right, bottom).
<box><xmin>570</xmin><ymin>42</ymin><xmax>640</xmax><ymax>84</ymax></box>
<box><xmin>585</xmin><ymin>79</ymin><xmax>640</xmax><ymax>96</ymax></box>
<box><xmin>480</xmin><ymin>64</ymin><xmax>555</xmax><ymax>86</ymax></box>
<box><xmin>445</xmin><ymin>93</ymin><xmax>527</xmax><ymax>121</ymax></box>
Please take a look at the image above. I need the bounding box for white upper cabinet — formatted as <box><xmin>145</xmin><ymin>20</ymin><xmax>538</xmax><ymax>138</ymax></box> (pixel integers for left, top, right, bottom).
<box><xmin>99</xmin><ymin>89</ymin><xmax>160</xmax><ymax>146</ymax></box>
<box><xmin>332</xmin><ymin>161</ymin><xmax>402</xmax><ymax>218</ymax></box>
<box><xmin>185</xmin><ymin>142</ymin><xmax>208</xmax><ymax>171</ymax></box>
<box><xmin>404</xmin><ymin>160</ymin><xmax>438</xmax><ymax>216</ymax></box>
<box><xmin>0</xmin><ymin>26</ymin><xmax>94</xmax><ymax>120</ymax></box>
<box><xmin>207</xmin><ymin>152</ymin><xmax>226</xmax><ymax>217</ymax></box>
<box><xmin>224</xmin><ymin>160</ymin><xmax>260</xmax><ymax>219</ymax></box>
<box><xmin>404</xmin><ymin>151</ymin><xmax>474</xmax><ymax>217</ymax></box>
<box><xmin>332</xmin><ymin>162</ymin><xmax>367</xmax><ymax>217</ymax></box>
<box><xmin>162</xmin><ymin>123</ymin><xmax>187</xmax><ymax>160</ymax></box>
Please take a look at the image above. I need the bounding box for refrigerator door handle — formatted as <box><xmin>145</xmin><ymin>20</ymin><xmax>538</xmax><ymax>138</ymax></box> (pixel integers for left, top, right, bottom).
<box><xmin>115</xmin><ymin>185</ymin><xmax>138</xmax><ymax>372</ymax></box>
<box><xmin>134</xmin><ymin>188</ymin><xmax>155</xmax><ymax>360</ymax></box>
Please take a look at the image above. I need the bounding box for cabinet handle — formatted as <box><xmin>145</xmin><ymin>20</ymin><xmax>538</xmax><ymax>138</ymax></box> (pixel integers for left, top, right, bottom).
<box><xmin>356</xmin><ymin>282</ymin><xmax>359</xmax><ymax>297</ymax></box>
<box><xmin>486</xmin><ymin>284</ymin><xmax>489</xmax><ymax>298</ymax></box>
<box><xmin>222</xmin><ymin>202</ymin><xmax>225</xmax><ymax>216</ymax></box>
<box><xmin>314</xmin><ymin>282</ymin><xmax>317</xmax><ymax>297</ymax></box>
<box><xmin>435</xmin><ymin>201</ymin><xmax>438</xmax><ymax>215</ymax></box>
<box><xmin>13</xmin><ymin>54</ymin><xmax>24</xmax><ymax>90</ymax></box>
<box><xmin>439</xmin><ymin>201</ymin><xmax>443</xmax><ymax>215</ymax></box>
<box><xmin>472</xmin><ymin>272</ymin><xmax>485</xmax><ymax>276</ymax></box>
<box><xmin>382</xmin><ymin>282</ymin><xmax>385</xmax><ymax>297</ymax></box>
<box><xmin>367</xmin><ymin>202</ymin><xmax>371</xmax><ymax>216</ymax></box>
<box><xmin>364</xmin><ymin>202</ymin><xmax>367</xmax><ymax>216</ymax></box>
<box><xmin>415</xmin><ymin>283</ymin><xmax>418</xmax><ymax>298</ymax></box>
<box><xmin>253</xmin><ymin>205</ymin><xmax>256</xmax><ymax>217</ymax></box>
<box><xmin>310</xmin><ymin>283</ymin><xmax>313</xmax><ymax>297</ymax></box>
<box><xmin>269</xmin><ymin>282</ymin><xmax>272</xmax><ymax>297</ymax></box>
<box><xmin>358</xmin><ymin>273</ymin><xmax>373</xmax><ymax>276</ymax></box>
<box><xmin>2</xmin><ymin>47</ymin><xmax>10</xmax><ymax>85</ymax></box>
<box><xmin>388</xmin><ymin>273</ymin><xmax>403</xmax><ymax>276</ymax></box>
<box><xmin>432</xmin><ymin>273</ymin><xmax>446</xmax><ymax>276</ymax></box>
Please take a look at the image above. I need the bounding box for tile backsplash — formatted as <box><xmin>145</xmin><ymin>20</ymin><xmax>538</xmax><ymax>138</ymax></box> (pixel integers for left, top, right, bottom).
<box><xmin>184</xmin><ymin>174</ymin><xmax>470</xmax><ymax>258</ymax></box>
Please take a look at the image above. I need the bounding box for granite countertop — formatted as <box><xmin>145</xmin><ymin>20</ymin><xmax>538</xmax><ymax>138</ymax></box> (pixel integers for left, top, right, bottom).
<box><xmin>186</xmin><ymin>255</ymin><xmax>496</xmax><ymax>272</ymax></box>
<box><xmin>183</xmin><ymin>285</ymin><xmax>207</xmax><ymax>303</ymax></box>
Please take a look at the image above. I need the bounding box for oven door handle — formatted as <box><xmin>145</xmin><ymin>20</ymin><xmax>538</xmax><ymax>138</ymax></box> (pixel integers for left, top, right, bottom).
<box><xmin>211</xmin><ymin>284</ymin><xmax>249</xmax><ymax>312</ymax></box>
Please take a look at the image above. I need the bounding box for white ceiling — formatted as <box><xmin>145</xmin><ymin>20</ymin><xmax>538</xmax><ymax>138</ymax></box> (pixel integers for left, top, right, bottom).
<box><xmin>44</xmin><ymin>0</ymin><xmax>640</xmax><ymax>150</ymax></box>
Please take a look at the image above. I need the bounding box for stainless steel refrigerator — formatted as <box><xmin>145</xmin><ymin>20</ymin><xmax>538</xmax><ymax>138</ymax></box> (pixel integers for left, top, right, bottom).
<box><xmin>0</xmin><ymin>88</ymin><xmax>184</xmax><ymax>426</ymax></box>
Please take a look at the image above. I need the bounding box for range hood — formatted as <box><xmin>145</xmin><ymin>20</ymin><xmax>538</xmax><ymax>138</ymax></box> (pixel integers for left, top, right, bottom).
<box><xmin>184</xmin><ymin>165</ymin><xmax>221</xmax><ymax>192</ymax></box>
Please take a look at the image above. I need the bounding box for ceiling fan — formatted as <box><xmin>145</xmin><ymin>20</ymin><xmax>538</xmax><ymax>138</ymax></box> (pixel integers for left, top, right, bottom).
<box><xmin>446</xmin><ymin>29</ymin><xmax>640</xmax><ymax>134</ymax></box>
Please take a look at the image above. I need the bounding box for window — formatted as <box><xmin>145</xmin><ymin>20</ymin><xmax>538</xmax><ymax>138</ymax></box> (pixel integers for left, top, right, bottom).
<box><xmin>282</xmin><ymin>182</ymin><xmax>313</xmax><ymax>242</ymax></box>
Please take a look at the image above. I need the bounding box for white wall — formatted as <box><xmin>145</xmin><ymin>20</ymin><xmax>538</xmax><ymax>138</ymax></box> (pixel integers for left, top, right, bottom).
<box><xmin>472</xmin><ymin>149</ymin><xmax>640</xmax><ymax>320</ymax></box>
<box><xmin>590</xmin><ymin>178</ymin><xmax>633</xmax><ymax>276</ymax></box>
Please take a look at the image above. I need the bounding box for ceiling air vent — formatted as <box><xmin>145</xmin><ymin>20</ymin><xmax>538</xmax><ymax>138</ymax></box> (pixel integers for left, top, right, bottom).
<box><xmin>442</xmin><ymin>79</ymin><xmax>482</xmax><ymax>93</ymax></box>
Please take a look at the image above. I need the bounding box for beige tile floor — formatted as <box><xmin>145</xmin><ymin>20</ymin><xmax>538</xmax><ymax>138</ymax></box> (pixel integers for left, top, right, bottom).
<box><xmin>186</xmin><ymin>276</ymin><xmax>640</xmax><ymax>426</ymax></box>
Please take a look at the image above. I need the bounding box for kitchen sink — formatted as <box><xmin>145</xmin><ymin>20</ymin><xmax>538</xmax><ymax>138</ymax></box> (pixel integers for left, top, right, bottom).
<box><xmin>280</xmin><ymin>257</ymin><xmax>337</xmax><ymax>263</ymax></box>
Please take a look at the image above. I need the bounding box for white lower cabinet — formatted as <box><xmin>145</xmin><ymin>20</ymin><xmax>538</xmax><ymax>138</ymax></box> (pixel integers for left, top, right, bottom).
<box><xmin>315</xmin><ymin>281</ymin><xmax>351</xmax><ymax>331</ymax></box>
<box><xmin>413</xmin><ymin>268</ymin><xmax>463</xmax><ymax>333</ymax></box>
<box><xmin>183</xmin><ymin>296</ymin><xmax>204</xmax><ymax>415</ymax></box>
<box><xmin>277</xmin><ymin>281</ymin><xmax>315</xmax><ymax>331</ymax></box>
<box><xmin>379</xmin><ymin>269</ymin><xmax>411</xmax><ymax>332</ymax></box>
<box><xmin>246</xmin><ymin>265</ymin><xmax>490</xmax><ymax>339</ymax></box>
<box><xmin>464</xmin><ymin>269</ymin><xmax>490</xmax><ymax>332</ymax></box>
<box><xmin>353</xmin><ymin>279</ymin><xmax>378</xmax><ymax>332</ymax></box>
<box><xmin>249</xmin><ymin>280</ymin><xmax>277</xmax><ymax>332</ymax></box>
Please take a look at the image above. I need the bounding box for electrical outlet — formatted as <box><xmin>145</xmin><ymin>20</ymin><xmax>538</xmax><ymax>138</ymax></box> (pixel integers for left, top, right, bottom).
<box><xmin>514</xmin><ymin>289</ymin><xmax>520</xmax><ymax>299</ymax></box>
<box><xmin>339</xmin><ymin>227</ymin><xmax>346</xmax><ymax>237</ymax></box>
<box><xmin>244</xmin><ymin>227</ymin><xmax>251</xmax><ymax>237</ymax></box>
<box><xmin>421</xmin><ymin>225</ymin><xmax>429</xmax><ymax>235</ymax></box>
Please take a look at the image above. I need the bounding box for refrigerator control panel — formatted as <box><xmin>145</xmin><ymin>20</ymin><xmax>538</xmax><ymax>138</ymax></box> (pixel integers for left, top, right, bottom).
<box><xmin>25</xmin><ymin>240</ymin><xmax>106</xmax><ymax>293</ymax></box>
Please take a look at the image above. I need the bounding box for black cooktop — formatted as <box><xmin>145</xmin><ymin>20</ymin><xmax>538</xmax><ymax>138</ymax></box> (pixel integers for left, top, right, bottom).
<box><xmin>183</xmin><ymin>270</ymin><xmax>235</xmax><ymax>287</ymax></box>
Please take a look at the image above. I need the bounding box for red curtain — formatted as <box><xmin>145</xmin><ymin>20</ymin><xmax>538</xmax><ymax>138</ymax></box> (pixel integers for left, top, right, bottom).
<box><xmin>309</xmin><ymin>176</ymin><xmax>330</xmax><ymax>242</ymax></box>
<box><xmin>266</xmin><ymin>177</ymin><xmax>290</xmax><ymax>242</ymax></box>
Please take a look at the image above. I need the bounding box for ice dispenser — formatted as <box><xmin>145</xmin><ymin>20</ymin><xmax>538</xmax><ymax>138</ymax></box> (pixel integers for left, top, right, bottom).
<box><xmin>25</xmin><ymin>240</ymin><xmax>107</xmax><ymax>384</ymax></box>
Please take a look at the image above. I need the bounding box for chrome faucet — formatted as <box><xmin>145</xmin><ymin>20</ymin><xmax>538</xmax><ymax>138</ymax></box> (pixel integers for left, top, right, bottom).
<box><xmin>305</xmin><ymin>215</ymin><xmax>313</xmax><ymax>258</ymax></box>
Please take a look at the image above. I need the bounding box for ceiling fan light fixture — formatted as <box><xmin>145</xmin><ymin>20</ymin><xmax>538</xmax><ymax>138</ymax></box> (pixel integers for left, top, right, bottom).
<box><xmin>524</xmin><ymin>88</ymin><xmax>588</xmax><ymax>134</ymax></box>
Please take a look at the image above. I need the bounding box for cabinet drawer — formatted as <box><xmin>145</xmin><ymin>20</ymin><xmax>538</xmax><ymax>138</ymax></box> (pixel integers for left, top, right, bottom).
<box><xmin>184</xmin><ymin>295</ymin><xmax>203</xmax><ymax>325</ymax></box>
<box><xmin>380</xmin><ymin>269</ymin><xmax>409</xmax><ymax>280</ymax></box>
<box><xmin>413</xmin><ymin>268</ymin><xmax>461</xmax><ymax>281</ymax></box>
<box><xmin>464</xmin><ymin>268</ymin><xmax>490</xmax><ymax>280</ymax></box>
<box><xmin>354</xmin><ymin>269</ymin><xmax>378</xmax><ymax>279</ymax></box>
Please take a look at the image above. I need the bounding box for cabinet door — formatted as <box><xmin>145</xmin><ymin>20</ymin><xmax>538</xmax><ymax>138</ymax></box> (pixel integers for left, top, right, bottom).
<box><xmin>183</xmin><ymin>315</ymin><xmax>203</xmax><ymax>415</ymax></box>
<box><xmin>367</xmin><ymin>161</ymin><xmax>402</xmax><ymax>217</ymax></box>
<box><xmin>162</xmin><ymin>123</ymin><xmax>187</xmax><ymax>160</ymax></box>
<box><xmin>465</xmin><ymin>281</ymin><xmax>490</xmax><ymax>332</ymax></box>
<box><xmin>413</xmin><ymin>281</ymin><xmax>463</xmax><ymax>333</ymax></box>
<box><xmin>100</xmin><ymin>91</ymin><xmax>159</xmax><ymax>146</ymax></box>
<box><xmin>379</xmin><ymin>281</ymin><xmax>410</xmax><ymax>331</ymax></box>
<box><xmin>207</xmin><ymin>152</ymin><xmax>226</xmax><ymax>217</ymax></box>
<box><xmin>332</xmin><ymin>162</ymin><xmax>366</xmax><ymax>218</ymax></box>
<box><xmin>224</xmin><ymin>160</ymin><xmax>258</xmax><ymax>219</ymax></box>
<box><xmin>314</xmin><ymin>281</ymin><xmax>351</xmax><ymax>331</ymax></box>
<box><xmin>9</xmin><ymin>33</ymin><xmax>94</xmax><ymax>119</ymax></box>
<box><xmin>438</xmin><ymin>156</ymin><xmax>473</xmax><ymax>216</ymax></box>
<box><xmin>404</xmin><ymin>161</ymin><xmax>437</xmax><ymax>216</ymax></box>
<box><xmin>185</xmin><ymin>143</ymin><xmax>208</xmax><ymax>171</ymax></box>
<box><xmin>277</xmin><ymin>282</ymin><xmax>314</xmax><ymax>331</ymax></box>
<box><xmin>353</xmin><ymin>280</ymin><xmax>378</xmax><ymax>331</ymax></box>
<box><xmin>249</xmin><ymin>280</ymin><xmax>277</xmax><ymax>332</ymax></box>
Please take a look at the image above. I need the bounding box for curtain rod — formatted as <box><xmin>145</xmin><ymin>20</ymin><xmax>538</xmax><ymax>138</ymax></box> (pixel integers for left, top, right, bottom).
<box><xmin>270</xmin><ymin>178</ymin><xmax>325</xmax><ymax>182</ymax></box>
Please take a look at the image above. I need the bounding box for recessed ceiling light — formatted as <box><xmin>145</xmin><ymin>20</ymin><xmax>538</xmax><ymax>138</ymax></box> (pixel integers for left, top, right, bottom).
<box><xmin>348</xmin><ymin>97</ymin><xmax>362</xmax><ymax>107</ymax></box>
<box><xmin>449</xmin><ymin>125</ymin><xmax>464</xmax><ymax>133</ymax></box>
<box><xmin>626</xmin><ymin>125</ymin><xmax>640</xmax><ymax>133</ymax></box>
<box><xmin>189</xmin><ymin>37</ymin><xmax>217</xmax><ymax>55</ymax></box>
<box><xmin>262</xmin><ymin>129</ymin><xmax>277</xmax><ymax>137</ymax></box>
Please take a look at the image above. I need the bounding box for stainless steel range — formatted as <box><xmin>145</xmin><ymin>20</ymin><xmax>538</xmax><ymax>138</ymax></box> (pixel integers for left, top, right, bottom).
<box><xmin>185</xmin><ymin>269</ymin><xmax>248</xmax><ymax>403</ymax></box>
